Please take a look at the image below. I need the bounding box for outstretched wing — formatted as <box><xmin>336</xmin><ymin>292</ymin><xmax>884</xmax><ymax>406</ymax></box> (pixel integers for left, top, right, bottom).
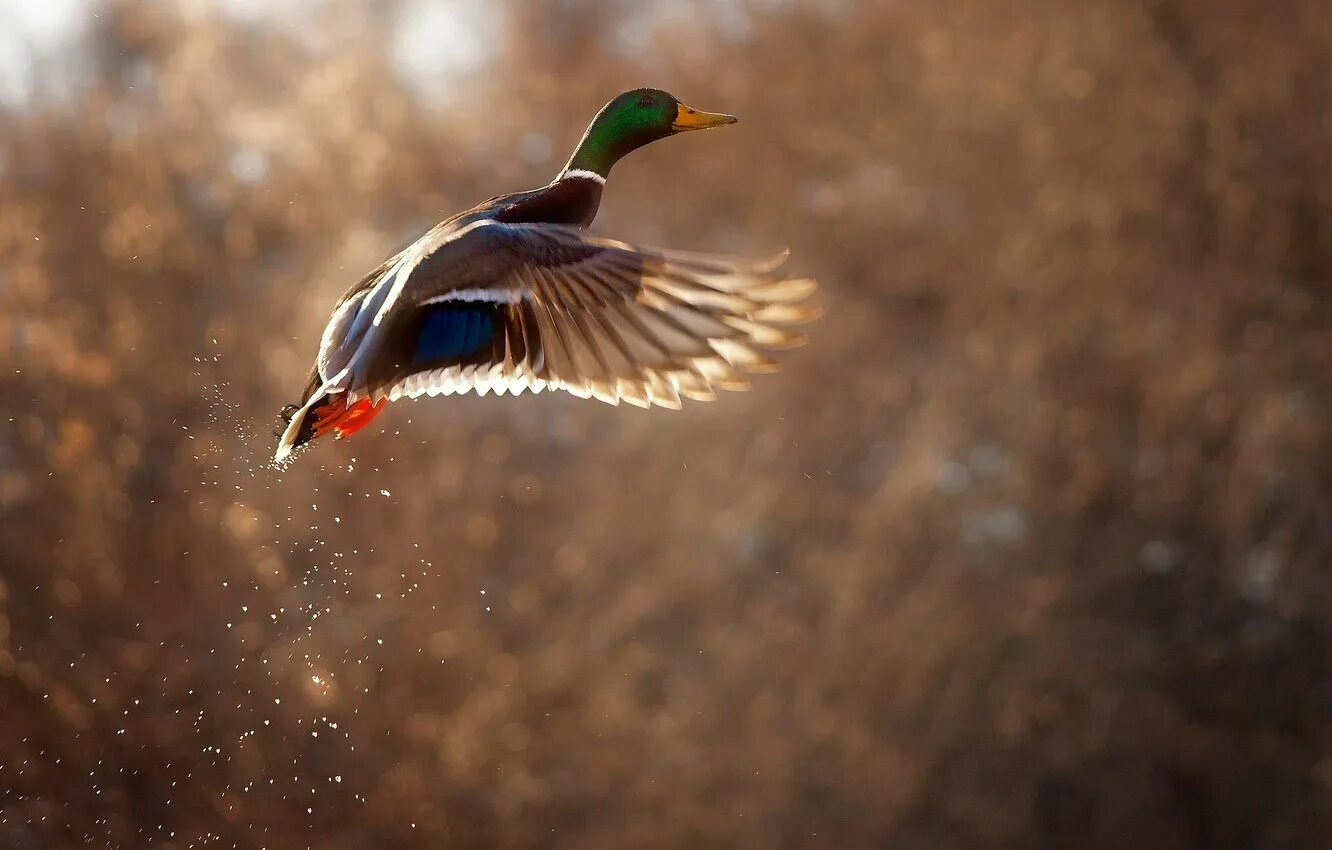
<box><xmin>347</xmin><ymin>220</ymin><xmax>820</xmax><ymax>409</ymax></box>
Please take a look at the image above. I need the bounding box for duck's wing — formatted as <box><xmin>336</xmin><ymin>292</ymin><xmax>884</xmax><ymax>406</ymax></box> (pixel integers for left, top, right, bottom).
<box><xmin>340</xmin><ymin>219</ymin><xmax>820</xmax><ymax>409</ymax></box>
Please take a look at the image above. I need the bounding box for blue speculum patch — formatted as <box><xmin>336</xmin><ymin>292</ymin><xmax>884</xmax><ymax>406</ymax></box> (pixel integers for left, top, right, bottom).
<box><xmin>413</xmin><ymin>306</ymin><xmax>495</xmax><ymax>363</ymax></box>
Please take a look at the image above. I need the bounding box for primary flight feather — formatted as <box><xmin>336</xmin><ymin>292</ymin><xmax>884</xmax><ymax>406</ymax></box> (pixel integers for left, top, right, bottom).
<box><xmin>275</xmin><ymin>88</ymin><xmax>819</xmax><ymax>463</ymax></box>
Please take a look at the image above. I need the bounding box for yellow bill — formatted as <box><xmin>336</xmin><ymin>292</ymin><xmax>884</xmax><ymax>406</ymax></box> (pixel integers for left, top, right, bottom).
<box><xmin>672</xmin><ymin>102</ymin><xmax>738</xmax><ymax>131</ymax></box>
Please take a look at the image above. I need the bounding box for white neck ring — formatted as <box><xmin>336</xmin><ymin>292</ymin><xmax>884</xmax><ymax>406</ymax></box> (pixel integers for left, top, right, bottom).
<box><xmin>559</xmin><ymin>169</ymin><xmax>607</xmax><ymax>185</ymax></box>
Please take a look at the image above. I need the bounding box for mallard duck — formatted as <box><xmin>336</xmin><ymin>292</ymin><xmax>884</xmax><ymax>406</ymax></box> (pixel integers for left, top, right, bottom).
<box><xmin>274</xmin><ymin>89</ymin><xmax>819</xmax><ymax>463</ymax></box>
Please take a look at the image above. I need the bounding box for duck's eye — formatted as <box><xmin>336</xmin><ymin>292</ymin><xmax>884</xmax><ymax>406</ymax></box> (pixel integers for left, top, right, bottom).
<box><xmin>637</xmin><ymin>95</ymin><xmax>654</xmax><ymax>107</ymax></box>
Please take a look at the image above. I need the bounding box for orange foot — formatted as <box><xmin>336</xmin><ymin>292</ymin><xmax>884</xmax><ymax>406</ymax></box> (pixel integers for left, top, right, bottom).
<box><xmin>311</xmin><ymin>395</ymin><xmax>388</xmax><ymax>441</ymax></box>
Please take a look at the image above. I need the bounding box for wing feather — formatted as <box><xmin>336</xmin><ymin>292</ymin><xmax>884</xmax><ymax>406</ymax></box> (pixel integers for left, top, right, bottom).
<box><xmin>325</xmin><ymin>220</ymin><xmax>818</xmax><ymax>408</ymax></box>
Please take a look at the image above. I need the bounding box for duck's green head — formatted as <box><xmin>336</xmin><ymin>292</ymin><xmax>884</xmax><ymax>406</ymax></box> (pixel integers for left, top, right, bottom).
<box><xmin>563</xmin><ymin>88</ymin><xmax>737</xmax><ymax>178</ymax></box>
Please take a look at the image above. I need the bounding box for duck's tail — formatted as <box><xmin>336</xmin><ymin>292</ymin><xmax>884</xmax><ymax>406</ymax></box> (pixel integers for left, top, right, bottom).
<box><xmin>274</xmin><ymin>390</ymin><xmax>387</xmax><ymax>464</ymax></box>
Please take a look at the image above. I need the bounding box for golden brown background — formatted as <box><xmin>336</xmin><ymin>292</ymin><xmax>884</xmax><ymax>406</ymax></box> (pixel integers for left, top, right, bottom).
<box><xmin>2</xmin><ymin>1</ymin><xmax>1330</xmax><ymax>847</ymax></box>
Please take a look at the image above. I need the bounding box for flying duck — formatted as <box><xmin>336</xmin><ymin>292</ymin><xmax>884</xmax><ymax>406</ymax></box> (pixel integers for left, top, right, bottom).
<box><xmin>274</xmin><ymin>89</ymin><xmax>819</xmax><ymax>463</ymax></box>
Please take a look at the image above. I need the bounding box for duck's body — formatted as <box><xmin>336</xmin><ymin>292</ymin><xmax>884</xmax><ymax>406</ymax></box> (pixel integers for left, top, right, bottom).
<box><xmin>274</xmin><ymin>89</ymin><xmax>818</xmax><ymax>463</ymax></box>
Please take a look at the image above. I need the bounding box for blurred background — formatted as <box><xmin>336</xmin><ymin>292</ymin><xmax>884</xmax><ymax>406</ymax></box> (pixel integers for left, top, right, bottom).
<box><xmin>1</xmin><ymin>0</ymin><xmax>1330</xmax><ymax>847</ymax></box>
